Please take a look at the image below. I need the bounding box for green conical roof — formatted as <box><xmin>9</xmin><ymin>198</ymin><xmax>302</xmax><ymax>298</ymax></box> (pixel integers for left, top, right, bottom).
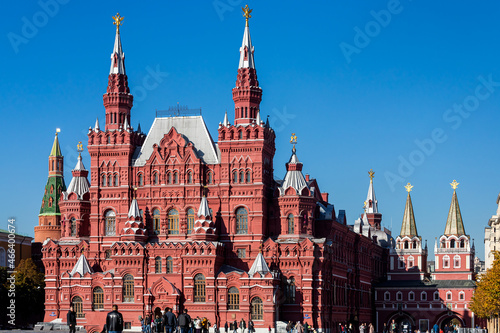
<box><xmin>444</xmin><ymin>189</ymin><xmax>466</xmax><ymax>236</ymax></box>
<box><xmin>50</xmin><ymin>133</ymin><xmax>62</xmax><ymax>157</ymax></box>
<box><xmin>400</xmin><ymin>192</ymin><xmax>418</xmax><ymax>237</ymax></box>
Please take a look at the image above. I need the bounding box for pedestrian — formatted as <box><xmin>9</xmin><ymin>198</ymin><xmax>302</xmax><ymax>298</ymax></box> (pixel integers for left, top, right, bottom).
<box><xmin>369</xmin><ymin>323</ymin><xmax>374</xmax><ymax>333</ymax></box>
<box><xmin>195</xmin><ymin>317</ymin><xmax>203</xmax><ymax>333</ymax></box>
<box><xmin>154</xmin><ymin>315</ymin><xmax>162</xmax><ymax>333</ymax></box>
<box><xmin>201</xmin><ymin>317</ymin><xmax>211</xmax><ymax>333</ymax></box>
<box><xmin>163</xmin><ymin>308</ymin><xmax>177</xmax><ymax>333</ymax></box>
<box><xmin>240</xmin><ymin>318</ymin><xmax>247</xmax><ymax>333</ymax></box>
<box><xmin>287</xmin><ymin>322</ymin><xmax>293</xmax><ymax>333</ymax></box>
<box><xmin>214</xmin><ymin>323</ymin><xmax>220</xmax><ymax>333</ymax></box>
<box><xmin>233</xmin><ymin>320</ymin><xmax>238</xmax><ymax>333</ymax></box>
<box><xmin>106</xmin><ymin>304</ymin><xmax>124</xmax><ymax>333</ymax></box>
<box><xmin>139</xmin><ymin>316</ymin><xmax>145</xmax><ymax>333</ymax></box>
<box><xmin>145</xmin><ymin>315</ymin><xmax>151</xmax><ymax>333</ymax></box>
<box><xmin>225</xmin><ymin>322</ymin><xmax>229</xmax><ymax>333</ymax></box>
<box><xmin>392</xmin><ymin>321</ymin><xmax>398</xmax><ymax>333</ymax></box>
<box><xmin>67</xmin><ymin>305</ymin><xmax>77</xmax><ymax>333</ymax></box>
<box><xmin>178</xmin><ymin>309</ymin><xmax>192</xmax><ymax>333</ymax></box>
<box><xmin>383</xmin><ymin>323</ymin><xmax>388</xmax><ymax>333</ymax></box>
<box><xmin>248</xmin><ymin>320</ymin><xmax>254</xmax><ymax>333</ymax></box>
<box><xmin>296</xmin><ymin>322</ymin><xmax>304</xmax><ymax>333</ymax></box>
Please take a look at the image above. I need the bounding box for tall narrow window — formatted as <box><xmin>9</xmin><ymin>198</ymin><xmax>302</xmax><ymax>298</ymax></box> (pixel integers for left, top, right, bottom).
<box><xmin>166</xmin><ymin>256</ymin><xmax>173</xmax><ymax>273</ymax></box>
<box><xmin>207</xmin><ymin>172</ymin><xmax>213</xmax><ymax>184</ymax></box>
<box><xmin>93</xmin><ymin>287</ymin><xmax>104</xmax><ymax>310</ymax></box>
<box><xmin>105</xmin><ymin>210</ymin><xmax>116</xmax><ymax>236</ymax></box>
<box><xmin>153</xmin><ymin>209</ymin><xmax>160</xmax><ymax>234</ymax></box>
<box><xmin>246</xmin><ymin>171</ymin><xmax>251</xmax><ymax>183</ymax></box>
<box><xmin>168</xmin><ymin>209</ymin><xmax>179</xmax><ymax>234</ymax></box>
<box><xmin>138</xmin><ymin>174</ymin><xmax>143</xmax><ymax>186</ymax></box>
<box><xmin>236</xmin><ymin>208</ymin><xmax>248</xmax><ymax>234</ymax></box>
<box><xmin>70</xmin><ymin>217</ymin><xmax>77</xmax><ymax>237</ymax></box>
<box><xmin>287</xmin><ymin>214</ymin><xmax>294</xmax><ymax>234</ymax></box>
<box><xmin>194</xmin><ymin>274</ymin><xmax>206</xmax><ymax>302</ymax></box>
<box><xmin>173</xmin><ymin>172</ymin><xmax>178</xmax><ymax>184</ymax></box>
<box><xmin>450</xmin><ymin>239</ymin><xmax>456</xmax><ymax>248</ymax></box>
<box><xmin>167</xmin><ymin>172</ymin><xmax>172</xmax><ymax>184</ymax></box>
<box><xmin>187</xmin><ymin>208</ymin><xmax>195</xmax><ymax>234</ymax></box>
<box><xmin>187</xmin><ymin>171</ymin><xmax>193</xmax><ymax>184</ymax></box>
<box><xmin>155</xmin><ymin>256</ymin><xmax>162</xmax><ymax>273</ymax></box>
<box><xmin>228</xmin><ymin>287</ymin><xmax>240</xmax><ymax>310</ymax></box>
<box><xmin>232</xmin><ymin>170</ymin><xmax>237</xmax><ymax>183</ymax></box>
<box><xmin>251</xmin><ymin>297</ymin><xmax>263</xmax><ymax>320</ymax></box>
<box><xmin>102</xmin><ymin>174</ymin><xmax>106</xmax><ymax>187</ymax></box>
<box><xmin>123</xmin><ymin>274</ymin><xmax>134</xmax><ymax>302</ymax></box>
<box><xmin>240</xmin><ymin>171</ymin><xmax>244</xmax><ymax>183</ymax></box>
<box><xmin>460</xmin><ymin>239</ymin><xmax>465</xmax><ymax>248</ymax></box>
<box><xmin>72</xmin><ymin>296</ymin><xmax>84</xmax><ymax>318</ymax></box>
<box><xmin>108</xmin><ymin>174</ymin><xmax>113</xmax><ymax>187</ymax></box>
<box><xmin>153</xmin><ymin>172</ymin><xmax>159</xmax><ymax>185</ymax></box>
<box><xmin>285</xmin><ymin>278</ymin><xmax>296</xmax><ymax>304</ymax></box>
<box><xmin>114</xmin><ymin>174</ymin><xmax>119</xmax><ymax>186</ymax></box>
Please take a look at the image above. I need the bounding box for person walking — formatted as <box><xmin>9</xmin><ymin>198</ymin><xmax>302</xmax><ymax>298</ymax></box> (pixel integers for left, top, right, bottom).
<box><xmin>233</xmin><ymin>320</ymin><xmax>238</xmax><ymax>333</ymax></box>
<box><xmin>240</xmin><ymin>319</ymin><xmax>247</xmax><ymax>333</ymax></box>
<box><xmin>106</xmin><ymin>305</ymin><xmax>124</xmax><ymax>333</ymax></box>
<box><xmin>154</xmin><ymin>315</ymin><xmax>163</xmax><ymax>333</ymax></box>
<box><xmin>248</xmin><ymin>320</ymin><xmax>254</xmax><ymax>333</ymax></box>
<box><xmin>359</xmin><ymin>323</ymin><xmax>366</xmax><ymax>333</ymax></box>
<box><xmin>163</xmin><ymin>308</ymin><xmax>177</xmax><ymax>333</ymax></box>
<box><xmin>369</xmin><ymin>323</ymin><xmax>374</xmax><ymax>333</ymax></box>
<box><xmin>214</xmin><ymin>323</ymin><xmax>220</xmax><ymax>333</ymax></box>
<box><xmin>296</xmin><ymin>322</ymin><xmax>304</xmax><ymax>333</ymax></box>
<box><xmin>178</xmin><ymin>309</ymin><xmax>192</xmax><ymax>333</ymax></box>
<box><xmin>225</xmin><ymin>322</ymin><xmax>229</xmax><ymax>333</ymax></box>
<box><xmin>67</xmin><ymin>305</ymin><xmax>77</xmax><ymax>333</ymax></box>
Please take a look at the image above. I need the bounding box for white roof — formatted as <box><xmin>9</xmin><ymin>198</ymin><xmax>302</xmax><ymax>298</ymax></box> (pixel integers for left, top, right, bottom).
<box><xmin>198</xmin><ymin>196</ymin><xmax>211</xmax><ymax>217</ymax></box>
<box><xmin>128</xmin><ymin>198</ymin><xmax>141</xmax><ymax>219</ymax></box>
<box><xmin>109</xmin><ymin>30</ymin><xmax>126</xmax><ymax>75</ymax></box>
<box><xmin>365</xmin><ymin>178</ymin><xmax>378</xmax><ymax>213</ymax></box>
<box><xmin>132</xmin><ymin>116</ymin><xmax>219</xmax><ymax>166</ymax></box>
<box><xmin>279</xmin><ymin>151</ymin><xmax>308</xmax><ymax>196</ymax></box>
<box><xmin>248</xmin><ymin>252</ymin><xmax>271</xmax><ymax>277</ymax></box>
<box><xmin>70</xmin><ymin>254</ymin><xmax>93</xmax><ymax>276</ymax></box>
<box><xmin>239</xmin><ymin>25</ymin><xmax>255</xmax><ymax>69</ymax></box>
<box><xmin>65</xmin><ymin>155</ymin><xmax>90</xmax><ymax>199</ymax></box>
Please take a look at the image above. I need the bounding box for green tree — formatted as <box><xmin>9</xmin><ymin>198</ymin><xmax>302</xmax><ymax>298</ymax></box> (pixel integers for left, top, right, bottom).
<box><xmin>470</xmin><ymin>252</ymin><xmax>500</xmax><ymax>318</ymax></box>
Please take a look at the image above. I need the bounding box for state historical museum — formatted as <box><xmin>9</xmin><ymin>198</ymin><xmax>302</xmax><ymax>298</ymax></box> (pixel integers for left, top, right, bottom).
<box><xmin>33</xmin><ymin>8</ymin><xmax>477</xmax><ymax>333</ymax></box>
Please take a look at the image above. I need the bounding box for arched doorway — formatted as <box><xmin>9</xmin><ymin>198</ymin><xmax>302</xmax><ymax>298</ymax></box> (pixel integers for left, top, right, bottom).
<box><xmin>153</xmin><ymin>307</ymin><xmax>162</xmax><ymax>321</ymax></box>
<box><xmin>440</xmin><ymin>315</ymin><xmax>464</xmax><ymax>330</ymax></box>
<box><xmin>388</xmin><ymin>313</ymin><xmax>416</xmax><ymax>333</ymax></box>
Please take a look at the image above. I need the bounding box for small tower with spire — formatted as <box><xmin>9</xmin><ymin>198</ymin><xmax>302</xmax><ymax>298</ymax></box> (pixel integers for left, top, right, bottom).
<box><xmin>433</xmin><ymin>180</ymin><xmax>474</xmax><ymax>280</ymax></box>
<box><xmin>35</xmin><ymin>130</ymin><xmax>67</xmax><ymax>243</ymax></box>
<box><xmin>389</xmin><ymin>183</ymin><xmax>428</xmax><ymax>281</ymax></box>
<box><xmin>103</xmin><ymin>13</ymin><xmax>133</xmax><ymax>131</ymax></box>
<box><xmin>365</xmin><ymin>169</ymin><xmax>382</xmax><ymax>229</ymax></box>
<box><xmin>59</xmin><ymin>141</ymin><xmax>91</xmax><ymax>239</ymax></box>
<box><xmin>232</xmin><ymin>5</ymin><xmax>262</xmax><ymax>126</ymax></box>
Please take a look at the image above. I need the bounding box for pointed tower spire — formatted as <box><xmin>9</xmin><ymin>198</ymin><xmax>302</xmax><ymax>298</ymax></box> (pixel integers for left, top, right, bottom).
<box><xmin>223</xmin><ymin>110</ymin><xmax>230</xmax><ymax>127</ymax></box>
<box><xmin>137</xmin><ymin>122</ymin><xmax>142</xmax><ymax>133</ymax></box>
<box><xmin>364</xmin><ymin>169</ymin><xmax>382</xmax><ymax>229</ymax></box>
<box><xmin>256</xmin><ymin>110</ymin><xmax>262</xmax><ymax>125</ymax></box>
<box><xmin>232</xmin><ymin>5</ymin><xmax>262</xmax><ymax>126</ymax></box>
<box><xmin>104</xmin><ymin>13</ymin><xmax>133</xmax><ymax>131</ymax></box>
<box><xmin>400</xmin><ymin>183</ymin><xmax>418</xmax><ymax>237</ymax></box>
<box><xmin>65</xmin><ymin>142</ymin><xmax>90</xmax><ymax>199</ymax></box>
<box><xmin>444</xmin><ymin>180</ymin><xmax>466</xmax><ymax>236</ymax></box>
<box><xmin>50</xmin><ymin>129</ymin><xmax>62</xmax><ymax>157</ymax></box>
<box><xmin>94</xmin><ymin>117</ymin><xmax>100</xmax><ymax>132</ymax></box>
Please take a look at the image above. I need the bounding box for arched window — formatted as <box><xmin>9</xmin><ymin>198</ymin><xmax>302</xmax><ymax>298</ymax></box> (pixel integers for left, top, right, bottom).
<box><xmin>105</xmin><ymin>210</ymin><xmax>116</xmax><ymax>236</ymax></box>
<box><xmin>384</xmin><ymin>292</ymin><xmax>390</xmax><ymax>301</ymax></box>
<box><xmin>72</xmin><ymin>296</ymin><xmax>84</xmax><ymax>318</ymax></box>
<box><xmin>459</xmin><ymin>292</ymin><xmax>465</xmax><ymax>300</ymax></box>
<box><xmin>0</xmin><ymin>247</ymin><xmax>6</xmax><ymax>267</ymax></box>
<box><xmin>114</xmin><ymin>174</ymin><xmax>119</xmax><ymax>186</ymax></box>
<box><xmin>236</xmin><ymin>208</ymin><xmax>248</xmax><ymax>234</ymax></box>
<box><xmin>187</xmin><ymin>171</ymin><xmax>193</xmax><ymax>184</ymax></box>
<box><xmin>102</xmin><ymin>174</ymin><xmax>106</xmax><ymax>187</ymax></box>
<box><xmin>228</xmin><ymin>287</ymin><xmax>239</xmax><ymax>310</ymax></box>
<box><xmin>173</xmin><ymin>172</ymin><xmax>178</xmax><ymax>184</ymax></box>
<box><xmin>153</xmin><ymin>172</ymin><xmax>159</xmax><ymax>185</ymax></box>
<box><xmin>155</xmin><ymin>256</ymin><xmax>162</xmax><ymax>273</ymax></box>
<box><xmin>434</xmin><ymin>291</ymin><xmax>440</xmax><ymax>301</ymax></box>
<box><xmin>194</xmin><ymin>274</ymin><xmax>206</xmax><ymax>302</ymax></box>
<box><xmin>454</xmin><ymin>255</ymin><xmax>461</xmax><ymax>268</ymax></box>
<box><xmin>153</xmin><ymin>209</ymin><xmax>161</xmax><ymax>234</ymax></box>
<box><xmin>167</xmin><ymin>172</ymin><xmax>172</xmax><ymax>184</ymax></box>
<box><xmin>460</xmin><ymin>239</ymin><xmax>465</xmax><ymax>248</ymax></box>
<box><xmin>123</xmin><ymin>274</ymin><xmax>134</xmax><ymax>302</ymax></box>
<box><xmin>232</xmin><ymin>170</ymin><xmax>237</xmax><ymax>183</ymax></box>
<box><xmin>108</xmin><ymin>174</ymin><xmax>113</xmax><ymax>187</ymax></box>
<box><xmin>187</xmin><ymin>208</ymin><xmax>195</xmax><ymax>234</ymax></box>
<box><xmin>48</xmin><ymin>197</ymin><xmax>53</xmax><ymax>207</ymax></box>
<box><xmin>443</xmin><ymin>255</ymin><xmax>450</xmax><ymax>268</ymax></box>
<box><xmin>138</xmin><ymin>173</ymin><xmax>143</xmax><ymax>186</ymax></box>
<box><xmin>404</xmin><ymin>240</ymin><xmax>409</xmax><ymax>249</ymax></box>
<box><xmin>407</xmin><ymin>256</ymin><xmax>414</xmax><ymax>268</ymax></box>
<box><xmin>450</xmin><ymin>239</ymin><xmax>456</xmax><ymax>248</ymax></box>
<box><xmin>166</xmin><ymin>256</ymin><xmax>173</xmax><ymax>273</ymax></box>
<box><xmin>239</xmin><ymin>171</ymin><xmax>244</xmax><ymax>183</ymax></box>
<box><xmin>105</xmin><ymin>250</ymin><xmax>111</xmax><ymax>259</ymax></box>
<box><xmin>409</xmin><ymin>291</ymin><xmax>415</xmax><ymax>301</ymax></box>
<box><xmin>93</xmin><ymin>287</ymin><xmax>104</xmax><ymax>310</ymax></box>
<box><xmin>446</xmin><ymin>292</ymin><xmax>452</xmax><ymax>301</ymax></box>
<box><xmin>168</xmin><ymin>209</ymin><xmax>179</xmax><ymax>234</ymax></box>
<box><xmin>246</xmin><ymin>171</ymin><xmax>251</xmax><ymax>183</ymax></box>
<box><xmin>285</xmin><ymin>278</ymin><xmax>296</xmax><ymax>304</ymax></box>
<box><xmin>396</xmin><ymin>292</ymin><xmax>402</xmax><ymax>301</ymax></box>
<box><xmin>287</xmin><ymin>214</ymin><xmax>294</xmax><ymax>234</ymax></box>
<box><xmin>412</xmin><ymin>240</ymin><xmax>417</xmax><ymax>249</ymax></box>
<box><xmin>70</xmin><ymin>217</ymin><xmax>77</xmax><ymax>237</ymax></box>
<box><xmin>251</xmin><ymin>297</ymin><xmax>263</xmax><ymax>320</ymax></box>
<box><xmin>207</xmin><ymin>172</ymin><xmax>213</xmax><ymax>184</ymax></box>
<box><xmin>421</xmin><ymin>292</ymin><xmax>427</xmax><ymax>301</ymax></box>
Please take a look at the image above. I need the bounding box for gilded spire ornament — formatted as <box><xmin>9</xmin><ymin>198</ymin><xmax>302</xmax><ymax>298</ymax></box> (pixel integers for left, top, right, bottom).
<box><xmin>450</xmin><ymin>179</ymin><xmax>459</xmax><ymax>190</ymax></box>
<box><xmin>290</xmin><ymin>133</ymin><xmax>297</xmax><ymax>153</ymax></box>
<box><xmin>242</xmin><ymin>5</ymin><xmax>252</xmax><ymax>27</ymax></box>
<box><xmin>112</xmin><ymin>13</ymin><xmax>124</xmax><ymax>33</ymax></box>
<box><xmin>368</xmin><ymin>169</ymin><xmax>375</xmax><ymax>181</ymax></box>
<box><xmin>405</xmin><ymin>182</ymin><xmax>413</xmax><ymax>193</ymax></box>
<box><xmin>77</xmin><ymin>141</ymin><xmax>83</xmax><ymax>157</ymax></box>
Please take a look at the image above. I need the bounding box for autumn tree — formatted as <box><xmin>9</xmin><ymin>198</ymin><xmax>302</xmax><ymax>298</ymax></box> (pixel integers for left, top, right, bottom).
<box><xmin>470</xmin><ymin>252</ymin><xmax>500</xmax><ymax>318</ymax></box>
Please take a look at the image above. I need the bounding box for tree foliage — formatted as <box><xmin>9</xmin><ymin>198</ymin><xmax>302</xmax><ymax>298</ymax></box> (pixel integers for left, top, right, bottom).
<box><xmin>470</xmin><ymin>252</ymin><xmax>500</xmax><ymax>318</ymax></box>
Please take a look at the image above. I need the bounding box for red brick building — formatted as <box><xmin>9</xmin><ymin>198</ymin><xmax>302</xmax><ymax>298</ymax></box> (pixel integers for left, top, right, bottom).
<box><xmin>375</xmin><ymin>182</ymin><xmax>477</xmax><ymax>333</ymax></box>
<box><xmin>37</xmin><ymin>12</ymin><xmax>389</xmax><ymax>333</ymax></box>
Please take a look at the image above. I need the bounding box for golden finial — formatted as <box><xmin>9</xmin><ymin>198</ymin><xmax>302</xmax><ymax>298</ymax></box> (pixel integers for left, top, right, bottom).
<box><xmin>405</xmin><ymin>182</ymin><xmax>413</xmax><ymax>193</ymax></box>
<box><xmin>450</xmin><ymin>180</ymin><xmax>459</xmax><ymax>190</ymax></box>
<box><xmin>368</xmin><ymin>169</ymin><xmax>375</xmax><ymax>181</ymax></box>
<box><xmin>290</xmin><ymin>133</ymin><xmax>297</xmax><ymax>153</ymax></box>
<box><xmin>56</xmin><ymin>128</ymin><xmax>61</xmax><ymax>136</ymax></box>
<box><xmin>133</xmin><ymin>187</ymin><xmax>138</xmax><ymax>199</ymax></box>
<box><xmin>242</xmin><ymin>5</ymin><xmax>252</xmax><ymax>27</ymax></box>
<box><xmin>77</xmin><ymin>141</ymin><xmax>83</xmax><ymax>153</ymax></box>
<box><xmin>363</xmin><ymin>201</ymin><xmax>367</xmax><ymax>211</ymax></box>
<box><xmin>112</xmin><ymin>13</ymin><xmax>124</xmax><ymax>33</ymax></box>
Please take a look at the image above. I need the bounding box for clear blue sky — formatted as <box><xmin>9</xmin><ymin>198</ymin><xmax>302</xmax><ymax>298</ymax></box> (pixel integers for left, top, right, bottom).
<box><xmin>1</xmin><ymin>1</ymin><xmax>499</xmax><ymax>260</ymax></box>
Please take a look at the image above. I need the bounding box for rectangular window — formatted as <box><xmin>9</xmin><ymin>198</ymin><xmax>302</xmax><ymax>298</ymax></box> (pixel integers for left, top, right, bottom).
<box><xmin>237</xmin><ymin>249</ymin><xmax>246</xmax><ymax>258</ymax></box>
